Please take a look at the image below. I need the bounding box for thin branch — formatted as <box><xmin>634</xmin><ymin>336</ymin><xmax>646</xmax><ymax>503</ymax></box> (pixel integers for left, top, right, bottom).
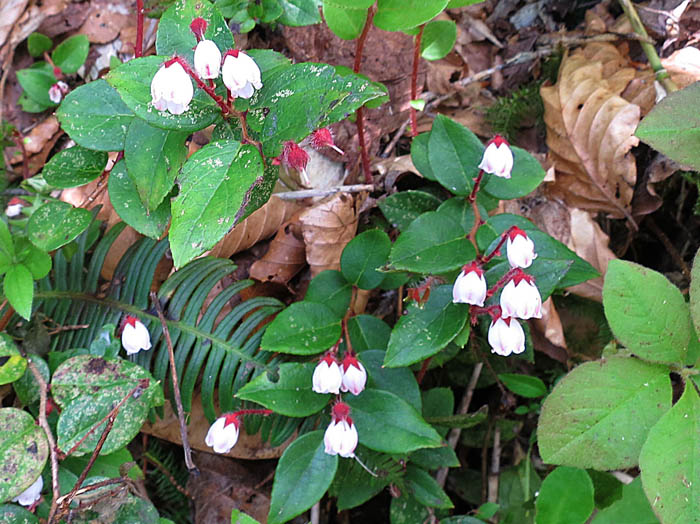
<box><xmin>487</xmin><ymin>426</ymin><xmax>501</xmax><ymax>503</ymax></box>
<box><xmin>135</xmin><ymin>0</ymin><xmax>144</xmax><ymax>58</ymax></box>
<box><xmin>410</xmin><ymin>24</ymin><xmax>425</xmax><ymax>137</ymax></box>
<box><xmin>142</xmin><ymin>452</ymin><xmax>192</xmax><ymax>499</ymax></box>
<box><xmin>645</xmin><ymin>216</ymin><xmax>691</xmax><ymax>279</ymax></box>
<box><xmin>273</xmin><ymin>184</ymin><xmax>374</xmax><ymax>200</ymax></box>
<box><xmin>353</xmin><ymin>5</ymin><xmax>376</xmax><ymax>184</ymax></box>
<box><xmin>151</xmin><ymin>291</ymin><xmax>197</xmax><ymax>472</ymax></box>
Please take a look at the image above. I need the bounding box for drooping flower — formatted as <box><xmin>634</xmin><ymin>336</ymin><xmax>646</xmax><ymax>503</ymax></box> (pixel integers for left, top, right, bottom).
<box><xmin>310</xmin><ymin>127</ymin><xmax>344</xmax><ymax>155</ymax></box>
<box><xmin>121</xmin><ymin>316</ymin><xmax>152</xmax><ymax>355</ymax></box>
<box><xmin>190</xmin><ymin>17</ymin><xmax>208</xmax><ymax>40</ymax></box>
<box><xmin>488</xmin><ymin>316</ymin><xmax>525</xmax><ymax>356</ymax></box>
<box><xmin>13</xmin><ymin>475</ymin><xmax>43</xmax><ymax>507</ymax></box>
<box><xmin>500</xmin><ymin>270</ymin><xmax>542</xmax><ymax>320</ymax></box>
<box><xmin>340</xmin><ymin>353</ymin><xmax>366</xmax><ymax>395</ymax></box>
<box><xmin>479</xmin><ymin>135</ymin><xmax>513</xmax><ymax>179</ymax></box>
<box><xmin>221</xmin><ymin>50</ymin><xmax>262</xmax><ymax>99</ymax></box>
<box><xmin>273</xmin><ymin>141</ymin><xmax>310</xmax><ymax>185</ymax></box>
<box><xmin>312</xmin><ymin>353</ymin><xmax>343</xmax><ymax>395</ymax></box>
<box><xmin>150</xmin><ymin>60</ymin><xmax>194</xmax><ymax>115</ymax></box>
<box><xmin>452</xmin><ymin>261</ymin><xmax>487</xmax><ymax>306</ymax></box>
<box><xmin>48</xmin><ymin>81</ymin><xmax>69</xmax><ymax>104</ymax></box>
<box><xmin>205</xmin><ymin>413</ymin><xmax>239</xmax><ymax>454</ymax></box>
<box><xmin>324</xmin><ymin>402</ymin><xmax>358</xmax><ymax>458</ymax></box>
<box><xmin>194</xmin><ymin>40</ymin><xmax>222</xmax><ymax>79</ymax></box>
<box><xmin>506</xmin><ymin>227</ymin><xmax>536</xmax><ymax>268</ymax></box>
<box><xmin>6</xmin><ymin>197</ymin><xmax>24</xmax><ymax>217</ymax></box>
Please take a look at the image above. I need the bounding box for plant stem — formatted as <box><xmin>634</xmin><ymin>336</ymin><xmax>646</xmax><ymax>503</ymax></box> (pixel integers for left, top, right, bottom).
<box><xmin>410</xmin><ymin>24</ymin><xmax>425</xmax><ymax>137</ymax></box>
<box><xmin>467</xmin><ymin>170</ymin><xmax>486</xmax><ymax>251</ymax></box>
<box><xmin>485</xmin><ymin>267</ymin><xmax>519</xmax><ymax>299</ymax></box>
<box><xmin>617</xmin><ymin>0</ymin><xmax>677</xmax><ymax>93</ymax></box>
<box><xmin>481</xmin><ymin>225</ymin><xmax>517</xmax><ymax>264</ymax></box>
<box><xmin>152</xmin><ymin>291</ymin><xmax>197</xmax><ymax>472</ymax></box>
<box><xmin>353</xmin><ymin>5</ymin><xmax>376</xmax><ymax>184</ymax></box>
<box><xmin>135</xmin><ymin>0</ymin><xmax>144</xmax><ymax>58</ymax></box>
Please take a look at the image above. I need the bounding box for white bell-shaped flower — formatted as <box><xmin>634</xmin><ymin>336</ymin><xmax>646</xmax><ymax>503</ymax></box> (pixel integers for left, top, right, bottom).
<box><xmin>478</xmin><ymin>135</ymin><xmax>513</xmax><ymax>179</ymax></box>
<box><xmin>221</xmin><ymin>50</ymin><xmax>262</xmax><ymax>99</ymax></box>
<box><xmin>499</xmin><ymin>271</ymin><xmax>542</xmax><ymax>320</ymax></box>
<box><xmin>312</xmin><ymin>353</ymin><xmax>343</xmax><ymax>394</ymax></box>
<box><xmin>488</xmin><ymin>316</ymin><xmax>525</xmax><ymax>356</ymax></box>
<box><xmin>340</xmin><ymin>353</ymin><xmax>366</xmax><ymax>395</ymax></box>
<box><xmin>205</xmin><ymin>414</ymin><xmax>239</xmax><ymax>454</ymax></box>
<box><xmin>452</xmin><ymin>262</ymin><xmax>487</xmax><ymax>306</ymax></box>
<box><xmin>506</xmin><ymin>227</ymin><xmax>536</xmax><ymax>268</ymax></box>
<box><xmin>194</xmin><ymin>40</ymin><xmax>222</xmax><ymax>79</ymax></box>
<box><xmin>121</xmin><ymin>316</ymin><xmax>152</xmax><ymax>355</ymax></box>
<box><xmin>13</xmin><ymin>475</ymin><xmax>43</xmax><ymax>507</ymax></box>
<box><xmin>48</xmin><ymin>81</ymin><xmax>68</xmax><ymax>104</ymax></box>
<box><xmin>6</xmin><ymin>197</ymin><xmax>24</xmax><ymax>217</ymax></box>
<box><xmin>150</xmin><ymin>61</ymin><xmax>194</xmax><ymax>115</ymax></box>
<box><xmin>324</xmin><ymin>402</ymin><xmax>358</xmax><ymax>458</ymax></box>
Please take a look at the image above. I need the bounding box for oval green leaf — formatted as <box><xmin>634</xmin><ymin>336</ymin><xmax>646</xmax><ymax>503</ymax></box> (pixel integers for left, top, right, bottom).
<box><xmin>28</xmin><ymin>201</ymin><xmax>92</xmax><ymax>251</ymax></box>
<box><xmin>420</xmin><ymin>20</ymin><xmax>457</xmax><ymax>61</ymax></box>
<box><xmin>261</xmin><ymin>301</ymin><xmax>342</xmax><ymax>354</ymax></box>
<box><xmin>52</xmin><ymin>34</ymin><xmax>89</xmax><ymax>74</ymax></box>
<box><xmin>0</xmin><ymin>333</ymin><xmax>26</xmax><ymax>385</ymax></box>
<box><xmin>379</xmin><ymin>190</ymin><xmax>441</xmax><ymax>231</ymax></box>
<box><xmin>374</xmin><ymin>0</ymin><xmax>449</xmax><ymax>31</ymax></box>
<box><xmin>0</xmin><ymin>408</ymin><xmax>48</xmax><ymax>502</ymax></box>
<box><xmin>535</xmin><ymin>466</ymin><xmax>594</xmax><ymax>524</ymax></box>
<box><xmin>304</xmin><ymin>270</ymin><xmax>352</xmax><ymax>319</ymax></box>
<box><xmin>498</xmin><ymin>373</ymin><xmax>547</xmax><ymax>398</ymax></box>
<box><xmin>341</xmin><ymin>229</ymin><xmax>391</xmax><ymax>289</ymax></box>
<box><xmin>43</xmin><ymin>146</ymin><xmax>108</xmax><ymax>188</ymax></box>
<box><xmin>4</xmin><ymin>265</ymin><xmax>34</xmax><ymax>320</ymax></box>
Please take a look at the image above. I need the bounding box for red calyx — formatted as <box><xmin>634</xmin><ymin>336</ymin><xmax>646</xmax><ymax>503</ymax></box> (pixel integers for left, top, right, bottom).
<box><xmin>223</xmin><ymin>49</ymin><xmax>240</xmax><ymax>59</ymax></box>
<box><xmin>276</xmin><ymin>141</ymin><xmax>309</xmax><ymax>172</ymax></box>
<box><xmin>320</xmin><ymin>353</ymin><xmax>338</xmax><ymax>366</ymax></box>
<box><xmin>223</xmin><ymin>412</ymin><xmax>240</xmax><ymax>428</ymax></box>
<box><xmin>8</xmin><ymin>197</ymin><xmax>22</xmax><ymax>205</ymax></box>
<box><xmin>311</xmin><ymin>128</ymin><xmax>333</xmax><ymax>148</ymax></box>
<box><xmin>332</xmin><ymin>402</ymin><xmax>351</xmax><ymax>423</ymax></box>
<box><xmin>124</xmin><ymin>315</ymin><xmax>138</xmax><ymax>327</ymax></box>
<box><xmin>490</xmin><ymin>134</ymin><xmax>509</xmax><ymax>147</ymax></box>
<box><xmin>462</xmin><ymin>260</ymin><xmax>484</xmax><ymax>276</ymax></box>
<box><xmin>190</xmin><ymin>17</ymin><xmax>208</xmax><ymax>40</ymax></box>
<box><xmin>510</xmin><ymin>268</ymin><xmax>534</xmax><ymax>285</ymax></box>
<box><xmin>342</xmin><ymin>353</ymin><xmax>360</xmax><ymax>372</ymax></box>
<box><xmin>507</xmin><ymin>226</ymin><xmax>527</xmax><ymax>240</ymax></box>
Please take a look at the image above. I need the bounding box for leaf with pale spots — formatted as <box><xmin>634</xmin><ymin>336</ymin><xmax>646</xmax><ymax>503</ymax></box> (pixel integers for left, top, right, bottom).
<box><xmin>261</xmin><ymin>301</ymin><xmax>342</xmax><ymax>355</ymax></box>
<box><xmin>42</xmin><ymin>145</ymin><xmax>108</xmax><ymax>188</ymax></box>
<box><xmin>169</xmin><ymin>140</ymin><xmax>265</xmax><ymax>268</ymax></box>
<box><xmin>27</xmin><ymin>201</ymin><xmax>92</xmax><ymax>251</ymax></box>
<box><xmin>0</xmin><ymin>408</ymin><xmax>48</xmax><ymax>502</ymax></box>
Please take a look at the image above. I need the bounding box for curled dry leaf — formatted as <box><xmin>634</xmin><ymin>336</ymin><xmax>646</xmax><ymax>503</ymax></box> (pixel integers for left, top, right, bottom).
<box><xmin>249</xmin><ymin>216</ymin><xmax>306</xmax><ymax>285</ymax></box>
<box><xmin>531</xmin><ymin>296</ymin><xmax>568</xmax><ymax>354</ymax></box>
<box><xmin>298</xmin><ymin>192</ymin><xmax>358</xmax><ymax>277</ymax></box>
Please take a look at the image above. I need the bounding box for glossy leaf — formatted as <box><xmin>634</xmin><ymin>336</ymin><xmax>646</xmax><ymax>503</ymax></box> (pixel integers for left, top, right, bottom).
<box><xmin>428</xmin><ymin>114</ymin><xmax>482</xmax><ymax>195</ymax></box>
<box><xmin>27</xmin><ymin>201</ymin><xmax>92</xmax><ymax>251</ymax></box>
<box><xmin>52</xmin><ymin>34</ymin><xmax>89</xmax><ymax>74</ymax></box>
<box><xmin>0</xmin><ymin>333</ymin><xmax>26</xmax><ymax>385</ymax></box>
<box><xmin>277</xmin><ymin>0</ymin><xmax>322</xmax><ymax>25</ymax></box>
<box><xmin>341</xmin><ymin>230</ymin><xmax>391</xmax><ymax>289</ymax></box>
<box><xmin>359</xmin><ymin>350</ymin><xmax>421</xmax><ymax>411</ymax></box>
<box><xmin>304</xmin><ymin>270</ymin><xmax>352</xmax><ymax>319</ymax></box>
<box><xmin>688</xmin><ymin>248</ymin><xmax>700</xmax><ymax>337</ymax></box>
<box><xmin>268</xmin><ymin>431</ymin><xmax>337</xmax><ymax>524</ymax></box>
<box><xmin>420</xmin><ymin>20</ymin><xmax>457</xmax><ymax>61</ymax></box>
<box><xmin>42</xmin><ymin>146</ymin><xmax>108</xmax><ymax>188</ymax></box>
<box><xmin>374</xmin><ymin>0</ymin><xmax>448</xmax><ymax>31</ymax></box>
<box><xmin>16</xmin><ymin>64</ymin><xmax>56</xmax><ymax>107</ymax></box>
<box><xmin>13</xmin><ymin>356</ymin><xmax>49</xmax><ymax>406</ymax></box>
<box><xmin>603</xmin><ymin>260</ymin><xmax>690</xmax><ymax>364</ymax></box>
<box><xmin>591</xmin><ymin>478</ymin><xmax>658</xmax><ymax>524</ymax></box>
<box><xmin>4</xmin><ymin>265</ymin><xmax>34</xmax><ymax>320</ymax></box>
<box><xmin>535</xmin><ymin>466</ymin><xmax>594</xmax><ymax>524</ymax></box>
<box><xmin>411</xmin><ymin>132</ymin><xmax>437</xmax><ymax>180</ymax></box>
<box><xmin>0</xmin><ymin>408</ymin><xmax>48</xmax><ymax>502</ymax></box>
<box><xmin>538</xmin><ymin>357</ymin><xmax>671</xmax><ymax>469</ymax></box>
<box><xmin>379</xmin><ymin>190</ymin><xmax>441</xmax><ymax>231</ymax></box>
<box><xmin>405</xmin><ymin>465</ymin><xmax>454</xmax><ymax>508</ymax></box>
<box><xmin>27</xmin><ymin>33</ymin><xmax>52</xmax><ymax>57</ymax></box>
<box><xmin>261</xmin><ymin>301</ymin><xmax>341</xmax><ymax>354</ymax></box>
<box><xmin>498</xmin><ymin>373</ymin><xmax>547</xmax><ymax>398</ymax></box>
<box><xmin>482</xmin><ymin>145</ymin><xmax>546</xmax><ymax>200</ymax></box>
<box><xmin>347</xmin><ymin>314</ymin><xmax>391</xmax><ymax>351</ymax></box>
<box><xmin>322</xmin><ymin>3</ymin><xmax>368</xmax><ymax>40</ymax></box>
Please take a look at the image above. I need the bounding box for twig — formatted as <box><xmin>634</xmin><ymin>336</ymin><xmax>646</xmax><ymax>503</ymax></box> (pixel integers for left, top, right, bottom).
<box><xmin>135</xmin><ymin>0</ymin><xmax>144</xmax><ymax>58</ymax></box>
<box><xmin>410</xmin><ymin>25</ymin><xmax>425</xmax><ymax>137</ymax></box>
<box><xmin>380</xmin><ymin>119</ymin><xmax>411</xmax><ymax>158</ymax></box>
<box><xmin>353</xmin><ymin>5</ymin><xmax>376</xmax><ymax>184</ymax></box>
<box><xmin>436</xmin><ymin>361</ymin><xmax>483</xmax><ymax>487</ymax></box>
<box><xmin>272</xmin><ymin>184</ymin><xmax>374</xmax><ymax>200</ymax></box>
<box><xmin>142</xmin><ymin>452</ymin><xmax>192</xmax><ymax>499</ymax></box>
<box><xmin>25</xmin><ymin>357</ymin><xmax>61</xmax><ymax>521</ymax></box>
<box><xmin>618</xmin><ymin>0</ymin><xmax>678</xmax><ymax>93</ymax></box>
<box><xmin>46</xmin><ymin>323</ymin><xmax>89</xmax><ymax>336</ymax></box>
<box><xmin>151</xmin><ymin>291</ymin><xmax>197</xmax><ymax>472</ymax></box>
<box><xmin>78</xmin><ymin>152</ymin><xmax>123</xmax><ymax>208</ymax></box>
<box><xmin>310</xmin><ymin>501</ymin><xmax>320</xmax><ymax>524</ymax></box>
<box><xmin>645</xmin><ymin>216</ymin><xmax>691</xmax><ymax>279</ymax></box>
<box><xmin>487</xmin><ymin>426</ymin><xmax>501</xmax><ymax>503</ymax></box>
<box><xmin>55</xmin><ymin>477</ymin><xmax>126</xmax><ymax>506</ymax></box>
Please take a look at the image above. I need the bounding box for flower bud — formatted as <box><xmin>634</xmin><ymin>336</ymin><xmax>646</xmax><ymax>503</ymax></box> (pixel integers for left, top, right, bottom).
<box><xmin>273</xmin><ymin>141</ymin><xmax>310</xmax><ymax>185</ymax></box>
<box><xmin>499</xmin><ymin>270</ymin><xmax>542</xmax><ymax>320</ymax></box>
<box><xmin>452</xmin><ymin>262</ymin><xmax>487</xmax><ymax>306</ymax></box>
<box><xmin>479</xmin><ymin>135</ymin><xmax>513</xmax><ymax>179</ymax></box>
<box><xmin>488</xmin><ymin>316</ymin><xmax>525</xmax><ymax>356</ymax></box>
<box><xmin>205</xmin><ymin>413</ymin><xmax>239</xmax><ymax>454</ymax></box>
<box><xmin>48</xmin><ymin>81</ymin><xmax>68</xmax><ymax>104</ymax></box>
<box><xmin>150</xmin><ymin>60</ymin><xmax>194</xmax><ymax>115</ymax></box>
<box><xmin>221</xmin><ymin>50</ymin><xmax>262</xmax><ymax>99</ymax></box>
<box><xmin>194</xmin><ymin>40</ymin><xmax>221</xmax><ymax>79</ymax></box>
<box><xmin>506</xmin><ymin>227</ymin><xmax>536</xmax><ymax>268</ymax></box>
<box><xmin>190</xmin><ymin>17</ymin><xmax>208</xmax><ymax>40</ymax></box>
<box><xmin>324</xmin><ymin>402</ymin><xmax>358</xmax><ymax>458</ymax></box>
<box><xmin>121</xmin><ymin>316</ymin><xmax>152</xmax><ymax>355</ymax></box>
<box><xmin>6</xmin><ymin>197</ymin><xmax>24</xmax><ymax>217</ymax></box>
<box><xmin>13</xmin><ymin>475</ymin><xmax>43</xmax><ymax>507</ymax></box>
<box><xmin>310</xmin><ymin>127</ymin><xmax>344</xmax><ymax>155</ymax></box>
<box><xmin>312</xmin><ymin>353</ymin><xmax>342</xmax><ymax>394</ymax></box>
<box><xmin>340</xmin><ymin>353</ymin><xmax>366</xmax><ymax>395</ymax></box>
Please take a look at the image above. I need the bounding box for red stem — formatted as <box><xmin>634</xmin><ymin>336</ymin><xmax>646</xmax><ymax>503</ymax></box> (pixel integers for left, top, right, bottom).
<box><xmin>167</xmin><ymin>56</ymin><xmax>230</xmax><ymax>115</ymax></box>
<box><xmin>135</xmin><ymin>0</ymin><xmax>144</xmax><ymax>58</ymax></box>
<box><xmin>235</xmin><ymin>409</ymin><xmax>274</xmax><ymax>417</ymax></box>
<box><xmin>485</xmin><ymin>267</ymin><xmax>519</xmax><ymax>299</ymax></box>
<box><xmin>467</xmin><ymin>170</ymin><xmax>486</xmax><ymax>251</ymax></box>
<box><xmin>353</xmin><ymin>5</ymin><xmax>376</xmax><ymax>184</ymax></box>
<box><xmin>481</xmin><ymin>225</ymin><xmax>518</xmax><ymax>264</ymax></box>
<box><xmin>410</xmin><ymin>24</ymin><xmax>425</xmax><ymax>137</ymax></box>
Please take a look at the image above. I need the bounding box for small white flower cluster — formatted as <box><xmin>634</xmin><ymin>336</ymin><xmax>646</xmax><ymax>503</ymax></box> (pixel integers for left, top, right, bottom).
<box><xmin>452</xmin><ymin>138</ymin><xmax>543</xmax><ymax>357</ymax></box>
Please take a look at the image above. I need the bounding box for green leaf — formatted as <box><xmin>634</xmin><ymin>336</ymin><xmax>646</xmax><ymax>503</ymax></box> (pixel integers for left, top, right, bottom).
<box><xmin>106</xmin><ymin>56</ymin><xmax>221</xmax><ymax>133</ymax></box>
<box><xmin>42</xmin><ymin>146</ymin><xmax>108</xmax><ymax>188</ymax></box>
<box><xmin>359</xmin><ymin>350</ymin><xmax>421</xmax><ymax>411</ymax></box>
<box><xmin>52</xmin><ymin>355</ymin><xmax>164</xmax><ymax>456</ymax></box>
<box><xmin>390</xmin><ymin>491</ymin><xmax>432</xmax><ymax>523</ymax></box>
<box><xmin>0</xmin><ymin>220</ymin><xmax>13</xmax><ymax>274</ymax></box>
<box><xmin>16</xmin><ymin>66</ymin><xmax>56</xmax><ymax>107</ymax></box>
<box><xmin>261</xmin><ymin>301</ymin><xmax>341</xmax><ymax>354</ymax></box>
<box><xmin>27</xmin><ymin>33</ymin><xmax>52</xmax><ymax>57</ymax></box>
<box><xmin>0</xmin><ymin>333</ymin><xmax>26</xmax><ymax>385</ymax></box>
<box><xmin>498</xmin><ymin>373</ymin><xmax>547</xmax><ymax>398</ymax></box>
<box><xmin>420</xmin><ymin>20</ymin><xmax>457</xmax><ymax>61</ymax></box>
<box><xmin>345</xmin><ymin>389</ymin><xmax>442</xmax><ymax>453</ymax></box>
<box><xmin>591</xmin><ymin>478</ymin><xmax>658</xmax><ymax>524</ymax></box>
<box><xmin>689</xmin><ymin>248</ymin><xmax>700</xmax><ymax>337</ymax></box>
<box><xmin>389</xmin><ymin>210</ymin><xmax>475</xmax><ymax>273</ymax></box>
<box><xmin>639</xmin><ymin>382</ymin><xmax>699</xmax><ymax>523</ymax></box>
<box><xmin>348</xmin><ymin>314</ymin><xmax>391</xmax><ymax>351</ymax></box>
<box><xmin>0</xmin><ymin>408</ymin><xmax>48</xmax><ymax>502</ymax></box>
<box><xmin>411</xmin><ymin>132</ymin><xmax>437</xmax><ymax>181</ymax></box>
<box><xmin>379</xmin><ymin>190</ymin><xmax>441</xmax><ymax>231</ymax></box>
<box><xmin>51</xmin><ymin>35</ymin><xmax>89</xmax><ymax>74</ymax></box>
<box><xmin>124</xmin><ymin>118</ymin><xmax>188</xmax><ymax>211</ymax></box>
<box><xmin>374</xmin><ymin>0</ymin><xmax>449</xmax><ymax>31</ymax></box>
<box><xmin>4</xmin><ymin>265</ymin><xmax>34</xmax><ymax>320</ymax></box>
<box><xmin>425</xmin><ymin>405</ymin><xmax>488</xmax><ymax>429</ymax></box>
<box><xmin>535</xmin><ymin>466</ymin><xmax>594</xmax><ymax>524</ymax></box>
<box><xmin>231</xmin><ymin>509</ymin><xmax>261</xmax><ymax>524</ymax></box>
<box><xmin>385</xmin><ymin>285</ymin><xmax>468</xmax><ymax>367</ymax></box>
<box><xmin>341</xmin><ymin>229</ymin><xmax>391</xmax><ymax>289</ymax></box>
<box><xmin>57</xmin><ymin>79</ymin><xmax>134</xmax><ymax>151</ymax></box>
<box><xmin>169</xmin><ymin>141</ymin><xmax>264</xmax><ymax>268</ymax></box>
<box><xmin>428</xmin><ymin>114</ymin><xmax>482</xmax><ymax>195</ymax></box>
<box><xmin>305</xmin><ymin>270</ymin><xmax>352</xmax><ymax>319</ymax></box>
<box><xmin>27</xmin><ymin>201</ymin><xmax>92</xmax><ymax>251</ymax></box>
<box><xmin>635</xmin><ymin>81</ymin><xmax>700</xmax><ymax>171</ymax></box>
<box><xmin>236</xmin><ymin>363</ymin><xmax>329</xmax><ymax>417</ymax></box>
<box><xmin>268</xmin><ymin>431</ymin><xmax>337</xmax><ymax>524</ymax></box>
<box><xmin>322</xmin><ymin>4</ymin><xmax>368</xmax><ymax>40</ymax></box>
<box><xmin>13</xmin><ymin>356</ymin><xmax>49</xmax><ymax>406</ymax></box>
<box><xmin>248</xmin><ymin>63</ymin><xmax>387</xmax><ymax>156</ymax></box>
<box><xmin>603</xmin><ymin>260</ymin><xmax>690</xmax><ymax>364</ymax></box>
<box><xmin>108</xmin><ymin>160</ymin><xmax>171</xmax><ymax>239</ymax></box>
<box><xmin>538</xmin><ymin>357</ymin><xmax>671</xmax><ymax>469</ymax></box>
<box><xmin>482</xmin><ymin>145</ymin><xmax>546</xmax><ymax>200</ymax></box>
<box><xmin>405</xmin><ymin>464</ymin><xmax>454</xmax><ymax>508</ymax></box>
<box><xmin>156</xmin><ymin>0</ymin><xmax>234</xmax><ymax>64</ymax></box>
<box><xmin>0</xmin><ymin>504</ymin><xmax>39</xmax><ymax>523</ymax></box>
<box><xmin>447</xmin><ymin>0</ymin><xmax>483</xmax><ymax>6</ymax></box>
<box><xmin>277</xmin><ymin>0</ymin><xmax>322</xmax><ymax>25</ymax></box>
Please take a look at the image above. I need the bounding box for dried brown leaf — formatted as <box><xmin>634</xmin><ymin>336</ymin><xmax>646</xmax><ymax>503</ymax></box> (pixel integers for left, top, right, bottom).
<box><xmin>532</xmin><ymin>297</ymin><xmax>567</xmax><ymax>350</ymax></box>
<box><xmin>249</xmin><ymin>218</ymin><xmax>306</xmax><ymax>285</ymax></box>
<box><xmin>22</xmin><ymin>116</ymin><xmax>60</xmax><ymax>155</ymax></box>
